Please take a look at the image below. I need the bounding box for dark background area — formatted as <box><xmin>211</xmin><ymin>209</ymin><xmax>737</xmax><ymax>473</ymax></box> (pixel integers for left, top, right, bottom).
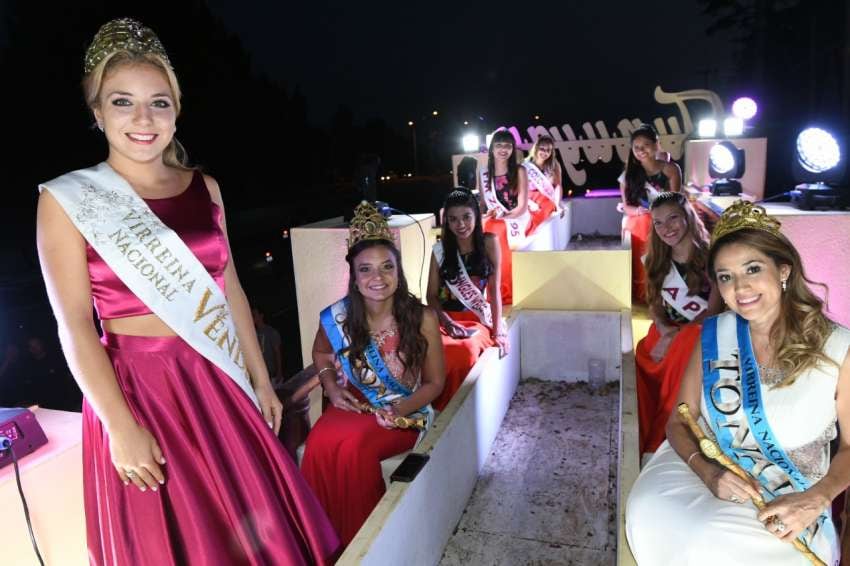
<box><xmin>0</xmin><ymin>0</ymin><xmax>847</xmax><ymax>407</ymax></box>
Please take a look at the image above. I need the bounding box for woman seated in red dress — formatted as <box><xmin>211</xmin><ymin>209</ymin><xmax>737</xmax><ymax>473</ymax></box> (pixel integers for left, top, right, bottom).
<box><xmin>523</xmin><ymin>134</ymin><xmax>565</xmax><ymax>234</ymax></box>
<box><xmin>635</xmin><ymin>192</ymin><xmax>721</xmax><ymax>457</ymax></box>
<box><xmin>301</xmin><ymin>202</ymin><xmax>445</xmax><ymax>547</ymax></box>
<box><xmin>427</xmin><ymin>189</ymin><xmax>508</xmax><ymax>411</ymax></box>
<box><xmin>618</xmin><ymin>123</ymin><xmax>682</xmax><ymax>303</ymax></box>
<box><xmin>479</xmin><ymin>129</ymin><xmax>529</xmax><ymax>305</ymax></box>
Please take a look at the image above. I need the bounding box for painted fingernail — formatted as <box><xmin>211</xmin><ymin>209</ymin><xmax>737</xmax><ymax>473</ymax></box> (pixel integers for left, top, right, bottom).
<box><xmin>123</xmin><ymin>480</ymin><xmax>129</xmax><ymax>486</ymax></box>
<box><xmin>160</xmin><ymin>458</ymin><xmax>166</xmax><ymax>464</ymax></box>
<box><xmin>152</xmin><ymin>486</ymin><xmax>158</xmax><ymax>492</ymax></box>
<box><xmin>159</xmin><ymin>479</ymin><xmax>165</xmax><ymax>485</ymax></box>
<box><xmin>140</xmin><ymin>486</ymin><xmax>147</xmax><ymax>492</ymax></box>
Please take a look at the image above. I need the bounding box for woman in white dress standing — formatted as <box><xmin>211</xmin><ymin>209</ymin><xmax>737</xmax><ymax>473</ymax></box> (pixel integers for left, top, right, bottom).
<box><xmin>626</xmin><ymin>201</ymin><xmax>850</xmax><ymax>566</ymax></box>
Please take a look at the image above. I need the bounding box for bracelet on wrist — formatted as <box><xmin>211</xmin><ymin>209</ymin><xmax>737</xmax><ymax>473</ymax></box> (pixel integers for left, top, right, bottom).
<box><xmin>317</xmin><ymin>366</ymin><xmax>336</xmax><ymax>379</ymax></box>
<box><xmin>686</xmin><ymin>450</ymin><xmax>702</xmax><ymax>467</ymax></box>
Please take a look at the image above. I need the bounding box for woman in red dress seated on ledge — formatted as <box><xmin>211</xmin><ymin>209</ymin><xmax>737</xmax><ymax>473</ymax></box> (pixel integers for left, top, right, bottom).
<box><xmin>479</xmin><ymin>129</ymin><xmax>529</xmax><ymax>305</ymax></box>
<box><xmin>301</xmin><ymin>202</ymin><xmax>445</xmax><ymax>547</ymax></box>
<box><xmin>618</xmin><ymin>123</ymin><xmax>682</xmax><ymax>303</ymax></box>
<box><xmin>635</xmin><ymin>192</ymin><xmax>721</xmax><ymax>457</ymax></box>
<box><xmin>427</xmin><ymin>189</ymin><xmax>508</xmax><ymax>411</ymax></box>
<box><xmin>523</xmin><ymin>134</ymin><xmax>565</xmax><ymax>234</ymax></box>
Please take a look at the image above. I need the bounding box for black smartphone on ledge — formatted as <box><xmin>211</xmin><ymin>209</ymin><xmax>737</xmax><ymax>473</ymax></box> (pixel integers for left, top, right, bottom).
<box><xmin>390</xmin><ymin>452</ymin><xmax>430</xmax><ymax>483</ymax></box>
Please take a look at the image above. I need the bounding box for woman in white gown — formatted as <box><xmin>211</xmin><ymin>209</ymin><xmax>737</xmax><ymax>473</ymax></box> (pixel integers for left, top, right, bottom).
<box><xmin>626</xmin><ymin>201</ymin><xmax>850</xmax><ymax>566</ymax></box>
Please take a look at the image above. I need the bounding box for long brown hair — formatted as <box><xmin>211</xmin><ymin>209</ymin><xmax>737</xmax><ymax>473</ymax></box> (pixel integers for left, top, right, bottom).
<box><xmin>644</xmin><ymin>192</ymin><xmax>710</xmax><ymax>313</ymax></box>
<box><xmin>83</xmin><ymin>51</ymin><xmax>192</xmax><ymax>170</ymax></box>
<box><xmin>486</xmin><ymin>129</ymin><xmax>519</xmax><ymax>194</ymax></box>
<box><xmin>623</xmin><ymin>123</ymin><xmax>658</xmax><ymax>206</ymax></box>
<box><xmin>708</xmin><ymin>228</ymin><xmax>837</xmax><ymax>386</ymax></box>
<box><xmin>342</xmin><ymin>239</ymin><xmax>428</xmax><ymax>378</ymax></box>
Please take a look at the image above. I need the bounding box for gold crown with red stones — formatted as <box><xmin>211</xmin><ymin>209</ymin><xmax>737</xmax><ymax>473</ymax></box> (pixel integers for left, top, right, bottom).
<box><xmin>84</xmin><ymin>18</ymin><xmax>171</xmax><ymax>74</ymax></box>
<box><xmin>711</xmin><ymin>200</ymin><xmax>782</xmax><ymax>246</ymax></box>
<box><xmin>348</xmin><ymin>201</ymin><xmax>393</xmax><ymax>248</ymax></box>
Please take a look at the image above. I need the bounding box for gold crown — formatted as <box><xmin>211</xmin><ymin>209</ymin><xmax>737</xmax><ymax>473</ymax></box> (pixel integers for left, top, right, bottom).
<box><xmin>711</xmin><ymin>200</ymin><xmax>782</xmax><ymax>246</ymax></box>
<box><xmin>348</xmin><ymin>201</ymin><xmax>394</xmax><ymax>248</ymax></box>
<box><xmin>84</xmin><ymin>18</ymin><xmax>171</xmax><ymax>74</ymax></box>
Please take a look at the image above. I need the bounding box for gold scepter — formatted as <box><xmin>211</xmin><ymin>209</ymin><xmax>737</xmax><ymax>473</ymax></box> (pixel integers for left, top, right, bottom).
<box><xmin>355</xmin><ymin>402</ymin><xmax>427</xmax><ymax>430</ymax></box>
<box><xmin>677</xmin><ymin>403</ymin><xmax>825</xmax><ymax>566</ymax></box>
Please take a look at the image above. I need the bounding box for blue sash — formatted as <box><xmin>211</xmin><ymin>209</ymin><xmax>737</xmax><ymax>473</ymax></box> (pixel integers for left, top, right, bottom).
<box><xmin>319</xmin><ymin>299</ymin><xmax>434</xmax><ymax>432</ymax></box>
<box><xmin>701</xmin><ymin>312</ymin><xmax>836</xmax><ymax>559</ymax></box>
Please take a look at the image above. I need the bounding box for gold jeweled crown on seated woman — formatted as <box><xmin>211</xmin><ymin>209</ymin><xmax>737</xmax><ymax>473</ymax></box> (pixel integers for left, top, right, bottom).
<box><xmin>348</xmin><ymin>201</ymin><xmax>394</xmax><ymax>248</ymax></box>
<box><xmin>84</xmin><ymin>18</ymin><xmax>171</xmax><ymax>74</ymax></box>
<box><xmin>710</xmin><ymin>200</ymin><xmax>782</xmax><ymax>246</ymax></box>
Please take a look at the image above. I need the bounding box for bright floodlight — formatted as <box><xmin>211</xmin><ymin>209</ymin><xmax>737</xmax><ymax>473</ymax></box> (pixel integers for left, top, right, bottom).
<box><xmin>724</xmin><ymin>117</ymin><xmax>744</xmax><ymax>137</ymax></box>
<box><xmin>709</xmin><ymin>144</ymin><xmax>736</xmax><ymax>175</ymax></box>
<box><xmin>796</xmin><ymin>128</ymin><xmax>841</xmax><ymax>173</ymax></box>
<box><xmin>698</xmin><ymin>119</ymin><xmax>717</xmax><ymax>138</ymax></box>
<box><xmin>462</xmin><ymin>134</ymin><xmax>481</xmax><ymax>153</ymax></box>
<box><xmin>732</xmin><ymin>97</ymin><xmax>758</xmax><ymax>120</ymax></box>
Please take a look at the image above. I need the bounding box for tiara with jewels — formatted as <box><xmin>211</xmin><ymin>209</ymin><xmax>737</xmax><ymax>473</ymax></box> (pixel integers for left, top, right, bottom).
<box><xmin>710</xmin><ymin>200</ymin><xmax>782</xmax><ymax>246</ymax></box>
<box><xmin>348</xmin><ymin>201</ymin><xmax>394</xmax><ymax>249</ymax></box>
<box><xmin>84</xmin><ymin>18</ymin><xmax>171</xmax><ymax>74</ymax></box>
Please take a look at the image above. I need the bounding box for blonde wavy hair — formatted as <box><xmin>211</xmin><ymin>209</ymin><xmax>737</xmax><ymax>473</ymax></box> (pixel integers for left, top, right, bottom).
<box><xmin>644</xmin><ymin>192</ymin><xmax>710</xmax><ymax>314</ymax></box>
<box><xmin>83</xmin><ymin>51</ymin><xmax>192</xmax><ymax>170</ymax></box>
<box><xmin>708</xmin><ymin>228</ymin><xmax>837</xmax><ymax>386</ymax></box>
<box><xmin>527</xmin><ymin>134</ymin><xmax>561</xmax><ymax>181</ymax></box>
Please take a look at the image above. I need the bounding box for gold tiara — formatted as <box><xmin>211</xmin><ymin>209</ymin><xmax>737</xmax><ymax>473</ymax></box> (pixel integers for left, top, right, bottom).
<box><xmin>348</xmin><ymin>201</ymin><xmax>394</xmax><ymax>249</ymax></box>
<box><xmin>84</xmin><ymin>18</ymin><xmax>171</xmax><ymax>74</ymax></box>
<box><xmin>711</xmin><ymin>200</ymin><xmax>782</xmax><ymax>246</ymax></box>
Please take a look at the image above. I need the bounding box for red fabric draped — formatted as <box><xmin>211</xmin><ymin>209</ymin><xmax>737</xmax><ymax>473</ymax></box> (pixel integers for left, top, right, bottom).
<box><xmin>434</xmin><ymin>310</ymin><xmax>494</xmax><ymax>411</ymax></box>
<box><xmin>624</xmin><ymin>213</ymin><xmax>652</xmax><ymax>304</ymax></box>
<box><xmin>482</xmin><ymin>217</ymin><xmax>513</xmax><ymax>305</ymax></box>
<box><xmin>301</xmin><ymin>390</ymin><xmax>417</xmax><ymax>547</ymax></box>
<box><xmin>526</xmin><ymin>191</ymin><xmax>557</xmax><ymax>235</ymax></box>
<box><xmin>635</xmin><ymin>323</ymin><xmax>702</xmax><ymax>454</ymax></box>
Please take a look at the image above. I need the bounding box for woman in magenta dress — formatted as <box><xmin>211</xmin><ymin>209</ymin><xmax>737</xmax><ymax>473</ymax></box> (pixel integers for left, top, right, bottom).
<box><xmin>301</xmin><ymin>202</ymin><xmax>445</xmax><ymax>546</ymax></box>
<box><xmin>36</xmin><ymin>19</ymin><xmax>339</xmax><ymax>565</ymax></box>
<box><xmin>427</xmin><ymin>188</ymin><xmax>506</xmax><ymax>411</ymax></box>
<box><xmin>479</xmin><ymin>129</ymin><xmax>529</xmax><ymax>305</ymax></box>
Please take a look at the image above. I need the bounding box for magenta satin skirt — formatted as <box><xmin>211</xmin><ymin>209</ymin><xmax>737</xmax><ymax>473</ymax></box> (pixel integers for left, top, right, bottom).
<box><xmin>83</xmin><ymin>333</ymin><xmax>340</xmax><ymax>566</ymax></box>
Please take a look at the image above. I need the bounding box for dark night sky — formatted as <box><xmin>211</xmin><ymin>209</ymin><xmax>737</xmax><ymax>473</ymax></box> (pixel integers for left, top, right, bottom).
<box><xmin>205</xmin><ymin>1</ymin><xmax>738</xmax><ymax>128</ymax></box>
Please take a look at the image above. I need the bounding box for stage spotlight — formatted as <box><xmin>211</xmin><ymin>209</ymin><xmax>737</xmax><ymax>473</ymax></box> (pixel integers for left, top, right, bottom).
<box><xmin>790</xmin><ymin>127</ymin><xmax>846</xmax><ymax>209</ymax></box>
<box><xmin>708</xmin><ymin>141</ymin><xmax>745</xmax><ymax>196</ymax></box>
<box><xmin>796</xmin><ymin>127</ymin><xmax>841</xmax><ymax>175</ymax></box>
<box><xmin>723</xmin><ymin>117</ymin><xmax>744</xmax><ymax>137</ymax></box>
<box><xmin>698</xmin><ymin>119</ymin><xmax>717</xmax><ymax>138</ymax></box>
<box><xmin>732</xmin><ymin>97</ymin><xmax>758</xmax><ymax>120</ymax></box>
<box><xmin>462</xmin><ymin>133</ymin><xmax>481</xmax><ymax>153</ymax></box>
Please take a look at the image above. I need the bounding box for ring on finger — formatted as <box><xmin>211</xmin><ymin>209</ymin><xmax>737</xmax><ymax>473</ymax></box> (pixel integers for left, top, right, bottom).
<box><xmin>774</xmin><ymin>520</ymin><xmax>787</xmax><ymax>533</ymax></box>
<box><xmin>126</xmin><ymin>470</ymin><xmax>137</xmax><ymax>478</ymax></box>
<box><xmin>729</xmin><ymin>494</ymin><xmax>742</xmax><ymax>503</ymax></box>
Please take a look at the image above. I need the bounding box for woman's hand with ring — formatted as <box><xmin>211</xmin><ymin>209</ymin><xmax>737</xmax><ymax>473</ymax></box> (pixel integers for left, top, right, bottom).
<box><xmin>757</xmin><ymin>491</ymin><xmax>830</xmax><ymax>542</ymax></box>
<box><xmin>109</xmin><ymin>422</ymin><xmax>166</xmax><ymax>492</ymax></box>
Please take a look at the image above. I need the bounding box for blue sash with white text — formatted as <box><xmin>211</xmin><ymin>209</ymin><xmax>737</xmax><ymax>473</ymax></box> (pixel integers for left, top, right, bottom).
<box><xmin>319</xmin><ymin>299</ymin><xmax>434</xmax><ymax>432</ymax></box>
<box><xmin>701</xmin><ymin>312</ymin><xmax>836</xmax><ymax>563</ymax></box>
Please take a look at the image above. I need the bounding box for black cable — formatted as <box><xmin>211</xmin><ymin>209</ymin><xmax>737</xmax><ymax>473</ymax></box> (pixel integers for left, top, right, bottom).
<box><xmin>389</xmin><ymin>207</ymin><xmax>428</xmax><ymax>296</ymax></box>
<box><xmin>756</xmin><ymin>191</ymin><xmax>791</xmax><ymax>204</ymax></box>
<box><xmin>9</xmin><ymin>444</ymin><xmax>46</xmax><ymax>566</ymax></box>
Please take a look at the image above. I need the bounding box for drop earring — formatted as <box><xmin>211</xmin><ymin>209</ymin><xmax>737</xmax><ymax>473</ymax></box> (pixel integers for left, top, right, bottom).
<box><xmin>97</xmin><ymin>122</ymin><xmax>104</xmax><ymax>132</ymax></box>
<box><xmin>781</xmin><ymin>279</ymin><xmax>787</xmax><ymax>292</ymax></box>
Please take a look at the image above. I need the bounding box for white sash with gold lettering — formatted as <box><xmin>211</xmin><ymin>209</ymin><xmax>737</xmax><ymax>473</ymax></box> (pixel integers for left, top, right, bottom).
<box><xmin>521</xmin><ymin>161</ymin><xmax>559</xmax><ymax>208</ymax></box>
<box><xmin>661</xmin><ymin>263</ymin><xmax>708</xmax><ymax>321</ymax></box>
<box><xmin>479</xmin><ymin>170</ymin><xmax>529</xmax><ymax>249</ymax></box>
<box><xmin>433</xmin><ymin>242</ymin><xmax>493</xmax><ymax>329</ymax></box>
<box><xmin>40</xmin><ymin>162</ymin><xmax>259</xmax><ymax>407</ymax></box>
